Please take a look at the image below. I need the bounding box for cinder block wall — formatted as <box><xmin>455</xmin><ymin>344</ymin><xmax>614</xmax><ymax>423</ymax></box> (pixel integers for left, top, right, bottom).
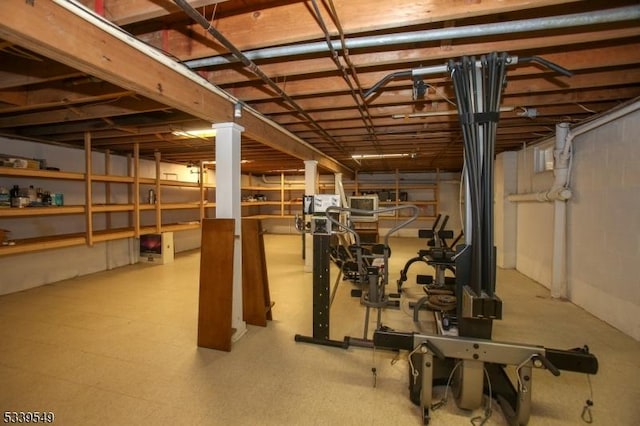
<box><xmin>567</xmin><ymin>108</ymin><xmax>640</xmax><ymax>340</ymax></box>
<box><xmin>511</xmin><ymin>106</ymin><xmax>640</xmax><ymax>340</ymax></box>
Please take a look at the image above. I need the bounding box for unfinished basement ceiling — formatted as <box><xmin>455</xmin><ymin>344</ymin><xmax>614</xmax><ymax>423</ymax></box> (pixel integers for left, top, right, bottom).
<box><xmin>0</xmin><ymin>0</ymin><xmax>639</xmax><ymax>175</ymax></box>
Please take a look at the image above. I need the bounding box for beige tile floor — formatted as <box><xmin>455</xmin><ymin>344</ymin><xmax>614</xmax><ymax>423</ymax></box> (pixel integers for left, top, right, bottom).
<box><xmin>1</xmin><ymin>234</ymin><xmax>639</xmax><ymax>425</ymax></box>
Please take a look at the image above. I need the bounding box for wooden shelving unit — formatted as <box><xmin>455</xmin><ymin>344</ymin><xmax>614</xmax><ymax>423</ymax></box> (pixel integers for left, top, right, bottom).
<box><xmin>345</xmin><ymin>170</ymin><xmax>440</xmax><ymax>222</ymax></box>
<box><xmin>241</xmin><ymin>173</ymin><xmax>305</xmax><ymax>219</ymax></box>
<box><xmin>1</xmin><ymin>157</ymin><xmax>442</xmax><ymax>257</ymax></box>
<box><xmin>0</xmin><ymin>142</ymin><xmax>213</xmax><ymax>257</ymax></box>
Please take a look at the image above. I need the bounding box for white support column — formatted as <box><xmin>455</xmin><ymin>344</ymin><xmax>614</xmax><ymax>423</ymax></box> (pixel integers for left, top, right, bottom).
<box><xmin>304</xmin><ymin>160</ymin><xmax>318</xmax><ymax>272</ymax></box>
<box><xmin>213</xmin><ymin>122</ymin><xmax>247</xmax><ymax>341</ymax></box>
<box><xmin>334</xmin><ymin>173</ymin><xmax>346</xmax><ymax>205</ymax></box>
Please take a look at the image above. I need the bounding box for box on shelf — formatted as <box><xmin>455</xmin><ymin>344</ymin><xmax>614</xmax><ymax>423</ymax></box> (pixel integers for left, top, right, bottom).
<box><xmin>0</xmin><ymin>154</ymin><xmax>44</xmax><ymax>170</ymax></box>
<box><xmin>139</xmin><ymin>232</ymin><xmax>174</xmax><ymax>264</ymax></box>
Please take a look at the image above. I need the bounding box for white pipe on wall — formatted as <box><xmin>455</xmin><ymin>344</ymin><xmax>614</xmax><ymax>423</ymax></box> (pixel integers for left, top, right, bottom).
<box><xmin>509</xmin><ymin>98</ymin><xmax>640</xmax><ymax>299</ymax></box>
<box><xmin>551</xmin><ymin>199</ymin><xmax>567</xmax><ymax>298</ymax></box>
<box><xmin>550</xmin><ymin>123</ymin><xmax>571</xmax><ymax>298</ymax></box>
<box><xmin>508</xmin><ymin>99</ymin><xmax>640</xmax><ymax>203</ymax></box>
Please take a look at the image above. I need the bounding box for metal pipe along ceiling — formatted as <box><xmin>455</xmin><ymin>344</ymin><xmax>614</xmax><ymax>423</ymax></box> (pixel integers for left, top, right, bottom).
<box><xmin>184</xmin><ymin>5</ymin><xmax>640</xmax><ymax>68</ymax></box>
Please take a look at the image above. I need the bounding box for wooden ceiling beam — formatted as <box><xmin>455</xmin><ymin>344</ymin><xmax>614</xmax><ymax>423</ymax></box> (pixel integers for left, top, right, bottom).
<box><xmin>0</xmin><ymin>54</ymin><xmax>81</xmax><ymax>89</ymax></box>
<box><xmin>0</xmin><ymin>0</ymin><xmax>351</xmax><ymax>176</ymax></box>
<box><xmin>0</xmin><ymin>86</ymin><xmax>135</xmax><ymax>114</ymax></box>
<box><xmin>0</xmin><ymin>97</ymin><xmax>171</xmax><ymax>128</ymax></box>
<box><xmin>86</xmin><ymin>0</ymin><xmax>229</xmax><ymax>26</ymax></box>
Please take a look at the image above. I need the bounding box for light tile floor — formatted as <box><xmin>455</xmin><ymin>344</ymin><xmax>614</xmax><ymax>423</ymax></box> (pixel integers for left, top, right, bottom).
<box><xmin>0</xmin><ymin>234</ymin><xmax>639</xmax><ymax>425</ymax></box>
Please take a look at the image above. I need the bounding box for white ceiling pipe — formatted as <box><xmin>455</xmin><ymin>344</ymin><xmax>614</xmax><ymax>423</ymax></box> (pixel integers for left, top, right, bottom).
<box><xmin>185</xmin><ymin>5</ymin><xmax>640</xmax><ymax>68</ymax></box>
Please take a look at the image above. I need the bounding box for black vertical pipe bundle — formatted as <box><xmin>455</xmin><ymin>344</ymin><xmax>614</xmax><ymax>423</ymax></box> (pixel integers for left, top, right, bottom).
<box><xmin>449</xmin><ymin>53</ymin><xmax>508</xmax><ymax>297</ymax></box>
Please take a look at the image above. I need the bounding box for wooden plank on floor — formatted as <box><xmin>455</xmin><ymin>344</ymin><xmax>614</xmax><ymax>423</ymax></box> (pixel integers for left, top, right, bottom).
<box><xmin>242</xmin><ymin>218</ymin><xmax>273</xmax><ymax>326</ymax></box>
<box><xmin>197</xmin><ymin>218</ymin><xmax>234</xmax><ymax>351</ymax></box>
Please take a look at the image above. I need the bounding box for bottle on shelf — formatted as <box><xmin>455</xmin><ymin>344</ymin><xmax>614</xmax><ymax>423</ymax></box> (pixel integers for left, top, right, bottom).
<box><xmin>27</xmin><ymin>185</ymin><xmax>37</xmax><ymax>204</ymax></box>
<box><xmin>0</xmin><ymin>186</ymin><xmax>9</xmax><ymax>208</ymax></box>
<box><xmin>42</xmin><ymin>191</ymin><xmax>52</xmax><ymax>206</ymax></box>
<box><xmin>9</xmin><ymin>185</ymin><xmax>24</xmax><ymax>208</ymax></box>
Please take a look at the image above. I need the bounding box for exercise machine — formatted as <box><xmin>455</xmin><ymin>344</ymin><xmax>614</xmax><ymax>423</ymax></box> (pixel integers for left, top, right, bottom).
<box><xmin>366</xmin><ymin>52</ymin><xmax>598</xmax><ymax>425</ymax></box>
<box><xmin>294</xmin><ymin>199</ymin><xmax>418</xmax><ymax>348</ymax></box>
<box><xmin>397</xmin><ymin>213</ymin><xmax>461</xmax><ymax>293</ymax></box>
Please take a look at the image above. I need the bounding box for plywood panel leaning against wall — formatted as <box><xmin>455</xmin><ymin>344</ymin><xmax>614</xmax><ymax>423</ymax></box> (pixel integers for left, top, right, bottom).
<box><xmin>198</xmin><ymin>218</ymin><xmax>235</xmax><ymax>351</ymax></box>
<box><xmin>242</xmin><ymin>218</ymin><xmax>273</xmax><ymax>327</ymax></box>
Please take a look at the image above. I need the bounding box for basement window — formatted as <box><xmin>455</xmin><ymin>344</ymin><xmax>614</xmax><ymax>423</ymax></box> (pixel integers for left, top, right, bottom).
<box><xmin>534</xmin><ymin>146</ymin><xmax>555</xmax><ymax>173</ymax></box>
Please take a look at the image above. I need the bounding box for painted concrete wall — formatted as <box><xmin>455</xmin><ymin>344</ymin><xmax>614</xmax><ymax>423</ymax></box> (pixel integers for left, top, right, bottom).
<box><xmin>494</xmin><ymin>152</ymin><xmax>517</xmax><ymax>268</ymax></box>
<box><xmin>514</xmin><ymin>139</ymin><xmax>556</xmax><ymax>287</ymax></box>
<box><xmin>512</xmin><ymin>107</ymin><xmax>640</xmax><ymax>340</ymax></box>
<box><xmin>0</xmin><ymin>138</ymin><xmax>204</xmax><ymax>295</ymax></box>
<box><xmin>566</xmin><ymin>109</ymin><xmax>640</xmax><ymax>340</ymax></box>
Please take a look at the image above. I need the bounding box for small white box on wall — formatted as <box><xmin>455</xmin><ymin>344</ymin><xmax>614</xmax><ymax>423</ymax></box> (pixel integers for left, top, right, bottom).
<box><xmin>139</xmin><ymin>232</ymin><xmax>174</xmax><ymax>264</ymax></box>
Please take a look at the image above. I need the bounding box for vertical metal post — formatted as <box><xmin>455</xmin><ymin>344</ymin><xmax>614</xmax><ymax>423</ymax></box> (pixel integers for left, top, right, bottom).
<box><xmin>313</xmin><ymin>233</ymin><xmax>331</xmax><ymax>340</ymax></box>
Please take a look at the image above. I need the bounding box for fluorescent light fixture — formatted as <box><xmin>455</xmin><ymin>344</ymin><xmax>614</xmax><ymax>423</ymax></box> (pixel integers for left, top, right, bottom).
<box><xmin>172</xmin><ymin>128</ymin><xmax>217</xmax><ymax>138</ymax></box>
<box><xmin>392</xmin><ymin>106</ymin><xmax>515</xmax><ymax>119</ymax></box>
<box><xmin>351</xmin><ymin>153</ymin><xmax>411</xmax><ymax>160</ymax></box>
<box><xmin>198</xmin><ymin>159</ymin><xmax>253</xmax><ymax>166</ymax></box>
<box><xmin>267</xmin><ymin>168</ymin><xmax>305</xmax><ymax>173</ymax></box>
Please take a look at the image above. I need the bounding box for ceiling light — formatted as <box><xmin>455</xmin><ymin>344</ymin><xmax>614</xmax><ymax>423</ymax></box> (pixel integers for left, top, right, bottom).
<box><xmin>172</xmin><ymin>128</ymin><xmax>217</xmax><ymax>138</ymax></box>
<box><xmin>392</xmin><ymin>106</ymin><xmax>515</xmax><ymax>119</ymax></box>
<box><xmin>234</xmin><ymin>102</ymin><xmax>243</xmax><ymax>118</ymax></box>
<box><xmin>267</xmin><ymin>168</ymin><xmax>305</xmax><ymax>173</ymax></box>
<box><xmin>351</xmin><ymin>153</ymin><xmax>411</xmax><ymax>160</ymax></box>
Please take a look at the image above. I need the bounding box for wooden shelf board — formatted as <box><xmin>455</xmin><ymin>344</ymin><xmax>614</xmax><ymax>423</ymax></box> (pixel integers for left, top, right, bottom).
<box><xmin>244</xmin><ymin>214</ymin><xmax>295</xmax><ymax>219</ymax></box>
<box><xmin>91</xmin><ymin>174</ymin><xmax>134</xmax><ymax>183</ymax></box>
<box><xmin>139</xmin><ymin>226</ymin><xmax>158</xmax><ymax>234</ymax></box>
<box><xmin>242</xmin><ymin>186</ymin><xmax>281</xmax><ymax>191</ymax></box>
<box><xmin>0</xmin><ymin>234</ymin><xmax>86</xmax><ymax>256</ymax></box>
<box><xmin>92</xmin><ymin>204</ymin><xmax>134</xmax><ymax>212</ymax></box>
<box><xmin>241</xmin><ymin>201</ymin><xmax>282</xmax><ymax>207</ymax></box>
<box><xmin>159</xmin><ymin>179</ymin><xmax>200</xmax><ymax>188</ymax></box>
<box><xmin>0</xmin><ymin>205</ymin><xmax>85</xmax><ymax>217</ymax></box>
<box><xmin>400</xmin><ymin>184</ymin><xmax>438</xmax><ymax>189</ymax></box>
<box><xmin>161</xmin><ymin>202</ymin><xmax>201</xmax><ymax>210</ymax></box>
<box><xmin>92</xmin><ymin>228</ymin><xmax>136</xmax><ymax>242</ymax></box>
<box><xmin>0</xmin><ymin>166</ymin><xmax>84</xmax><ymax>180</ymax></box>
<box><xmin>162</xmin><ymin>222</ymin><xmax>201</xmax><ymax>232</ymax></box>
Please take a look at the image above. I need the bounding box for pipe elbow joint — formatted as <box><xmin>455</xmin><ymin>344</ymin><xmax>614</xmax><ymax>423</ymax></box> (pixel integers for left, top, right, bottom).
<box><xmin>547</xmin><ymin>187</ymin><xmax>572</xmax><ymax>201</ymax></box>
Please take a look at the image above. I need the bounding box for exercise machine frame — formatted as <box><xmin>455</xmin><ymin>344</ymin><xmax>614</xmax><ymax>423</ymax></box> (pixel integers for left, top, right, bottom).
<box><xmin>294</xmin><ymin>204</ymin><xmax>418</xmax><ymax>348</ymax></box>
<box><xmin>365</xmin><ymin>52</ymin><xmax>598</xmax><ymax>425</ymax></box>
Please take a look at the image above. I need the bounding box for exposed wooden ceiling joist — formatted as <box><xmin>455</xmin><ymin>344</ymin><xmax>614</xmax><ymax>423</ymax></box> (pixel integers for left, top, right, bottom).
<box><xmin>0</xmin><ymin>0</ymin><xmax>638</xmax><ymax>174</ymax></box>
<box><xmin>0</xmin><ymin>0</ymin><xmax>351</xmax><ymax>176</ymax></box>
